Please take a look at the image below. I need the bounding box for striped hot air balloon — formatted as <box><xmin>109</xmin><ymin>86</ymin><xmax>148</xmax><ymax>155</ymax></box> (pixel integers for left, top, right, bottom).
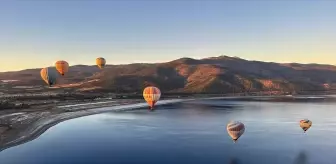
<box><xmin>227</xmin><ymin>121</ymin><xmax>245</xmax><ymax>143</ymax></box>
<box><xmin>96</xmin><ymin>57</ymin><xmax>106</xmax><ymax>69</ymax></box>
<box><xmin>55</xmin><ymin>60</ymin><xmax>69</xmax><ymax>76</ymax></box>
<box><xmin>40</xmin><ymin>67</ymin><xmax>58</xmax><ymax>87</ymax></box>
<box><xmin>300</xmin><ymin>119</ymin><xmax>312</xmax><ymax>133</ymax></box>
<box><xmin>143</xmin><ymin>86</ymin><xmax>161</xmax><ymax>110</ymax></box>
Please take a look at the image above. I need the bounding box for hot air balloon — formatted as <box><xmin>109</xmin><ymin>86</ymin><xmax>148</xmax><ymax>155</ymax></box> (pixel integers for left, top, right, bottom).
<box><xmin>300</xmin><ymin>119</ymin><xmax>312</xmax><ymax>133</ymax></box>
<box><xmin>40</xmin><ymin>67</ymin><xmax>58</xmax><ymax>87</ymax></box>
<box><xmin>227</xmin><ymin>121</ymin><xmax>245</xmax><ymax>143</ymax></box>
<box><xmin>143</xmin><ymin>86</ymin><xmax>161</xmax><ymax>110</ymax></box>
<box><xmin>96</xmin><ymin>57</ymin><xmax>106</xmax><ymax>69</ymax></box>
<box><xmin>55</xmin><ymin>60</ymin><xmax>69</xmax><ymax>76</ymax></box>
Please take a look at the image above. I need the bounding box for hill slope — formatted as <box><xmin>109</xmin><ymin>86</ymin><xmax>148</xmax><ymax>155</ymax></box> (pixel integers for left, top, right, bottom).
<box><xmin>0</xmin><ymin>56</ymin><xmax>335</xmax><ymax>94</ymax></box>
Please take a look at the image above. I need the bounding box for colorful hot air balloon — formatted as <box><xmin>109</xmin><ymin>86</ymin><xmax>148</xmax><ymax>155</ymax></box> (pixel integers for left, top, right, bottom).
<box><xmin>143</xmin><ymin>86</ymin><xmax>161</xmax><ymax>110</ymax></box>
<box><xmin>96</xmin><ymin>57</ymin><xmax>106</xmax><ymax>69</ymax></box>
<box><xmin>300</xmin><ymin>119</ymin><xmax>312</xmax><ymax>133</ymax></box>
<box><xmin>40</xmin><ymin>67</ymin><xmax>58</xmax><ymax>87</ymax></box>
<box><xmin>55</xmin><ymin>60</ymin><xmax>69</xmax><ymax>76</ymax></box>
<box><xmin>227</xmin><ymin>121</ymin><xmax>245</xmax><ymax>143</ymax></box>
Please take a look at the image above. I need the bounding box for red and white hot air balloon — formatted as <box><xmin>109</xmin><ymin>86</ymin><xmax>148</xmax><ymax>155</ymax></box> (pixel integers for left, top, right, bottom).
<box><xmin>227</xmin><ymin>121</ymin><xmax>245</xmax><ymax>143</ymax></box>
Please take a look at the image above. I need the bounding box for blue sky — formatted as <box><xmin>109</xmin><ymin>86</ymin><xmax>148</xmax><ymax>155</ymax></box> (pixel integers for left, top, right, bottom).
<box><xmin>0</xmin><ymin>0</ymin><xmax>335</xmax><ymax>71</ymax></box>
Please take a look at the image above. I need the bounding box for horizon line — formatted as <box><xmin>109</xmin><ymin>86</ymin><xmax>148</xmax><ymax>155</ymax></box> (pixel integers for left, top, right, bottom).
<box><xmin>1</xmin><ymin>55</ymin><xmax>335</xmax><ymax>73</ymax></box>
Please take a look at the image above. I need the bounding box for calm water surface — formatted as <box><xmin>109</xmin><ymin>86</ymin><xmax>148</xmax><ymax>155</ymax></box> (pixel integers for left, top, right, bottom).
<box><xmin>0</xmin><ymin>100</ymin><xmax>336</xmax><ymax>164</ymax></box>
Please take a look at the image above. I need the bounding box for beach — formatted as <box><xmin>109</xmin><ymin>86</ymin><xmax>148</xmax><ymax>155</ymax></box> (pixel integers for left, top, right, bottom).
<box><xmin>0</xmin><ymin>97</ymin><xmax>197</xmax><ymax>151</ymax></box>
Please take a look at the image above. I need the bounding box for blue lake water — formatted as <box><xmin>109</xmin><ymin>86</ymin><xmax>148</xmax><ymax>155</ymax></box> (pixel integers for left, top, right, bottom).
<box><xmin>1</xmin><ymin>100</ymin><xmax>336</xmax><ymax>164</ymax></box>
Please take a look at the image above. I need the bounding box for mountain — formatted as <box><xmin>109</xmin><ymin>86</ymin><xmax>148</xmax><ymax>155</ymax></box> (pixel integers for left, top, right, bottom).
<box><xmin>0</xmin><ymin>55</ymin><xmax>335</xmax><ymax>94</ymax></box>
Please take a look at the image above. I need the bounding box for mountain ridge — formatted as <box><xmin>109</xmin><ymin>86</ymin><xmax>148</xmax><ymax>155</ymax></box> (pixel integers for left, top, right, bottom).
<box><xmin>0</xmin><ymin>55</ymin><xmax>335</xmax><ymax>94</ymax></box>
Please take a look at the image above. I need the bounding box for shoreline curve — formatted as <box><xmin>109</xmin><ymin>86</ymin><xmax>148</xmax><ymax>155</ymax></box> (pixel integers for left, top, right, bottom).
<box><xmin>0</xmin><ymin>98</ymin><xmax>196</xmax><ymax>152</ymax></box>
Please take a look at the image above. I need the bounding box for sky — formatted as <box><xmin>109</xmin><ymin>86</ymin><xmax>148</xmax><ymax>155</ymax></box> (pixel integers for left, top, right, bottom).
<box><xmin>0</xmin><ymin>0</ymin><xmax>335</xmax><ymax>71</ymax></box>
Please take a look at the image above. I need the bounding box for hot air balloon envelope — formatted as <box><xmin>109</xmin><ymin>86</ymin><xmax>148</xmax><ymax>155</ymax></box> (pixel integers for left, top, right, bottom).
<box><xmin>40</xmin><ymin>67</ymin><xmax>58</xmax><ymax>86</ymax></box>
<box><xmin>300</xmin><ymin>119</ymin><xmax>312</xmax><ymax>132</ymax></box>
<box><xmin>143</xmin><ymin>86</ymin><xmax>161</xmax><ymax>110</ymax></box>
<box><xmin>96</xmin><ymin>57</ymin><xmax>106</xmax><ymax>69</ymax></box>
<box><xmin>227</xmin><ymin>121</ymin><xmax>245</xmax><ymax>143</ymax></box>
<box><xmin>55</xmin><ymin>60</ymin><xmax>69</xmax><ymax>76</ymax></box>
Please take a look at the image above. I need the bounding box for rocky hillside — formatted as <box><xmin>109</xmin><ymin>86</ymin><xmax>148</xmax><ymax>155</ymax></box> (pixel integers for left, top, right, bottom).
<box><xmin>0</xmin><ymin>56</ymin><xmax>335</xmax><ymax>94</ymax></box>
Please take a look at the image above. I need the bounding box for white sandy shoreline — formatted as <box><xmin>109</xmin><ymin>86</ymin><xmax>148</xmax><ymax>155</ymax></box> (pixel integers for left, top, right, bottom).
<box><xmin>0</xmin><ymin>98</ymin><xmax>197</xmax><ymax>151</ymax></box>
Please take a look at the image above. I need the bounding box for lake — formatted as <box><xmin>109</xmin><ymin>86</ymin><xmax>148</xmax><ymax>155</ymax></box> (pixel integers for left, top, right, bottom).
<box><xmin>0</xmin><ymin>99</ymin><xmax>336</xmax><ymax>164</ymax></box>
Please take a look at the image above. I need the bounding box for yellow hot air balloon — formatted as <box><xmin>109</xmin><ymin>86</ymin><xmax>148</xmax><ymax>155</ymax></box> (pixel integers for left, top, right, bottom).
<box><xmin>55</xmin><ymin>60</ymin><xmax>69</xmax><ymax>76</ymax></box>
<box><xmin>300</xmin><ymin>119</ymin><xmax>312</xmax><ymax>133</ymax></box>
<box><xmin>40</xmin><ymin>67</ymin><xmax>58</xmax><ymax>87</ymax></box>
<box><xmin>143</xmin><ymin>86</ymin><xmax>161</xmax><ymax>110</ymax></box>
<box><xmin>96</xmin><ymin>57</ymin><xmax>106</xmax><ymax>69</ymax></box>
<box><xmin>227</xmin><ymin>121</ymin><xmax>245</xmax><ymax>143</ymax></box>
